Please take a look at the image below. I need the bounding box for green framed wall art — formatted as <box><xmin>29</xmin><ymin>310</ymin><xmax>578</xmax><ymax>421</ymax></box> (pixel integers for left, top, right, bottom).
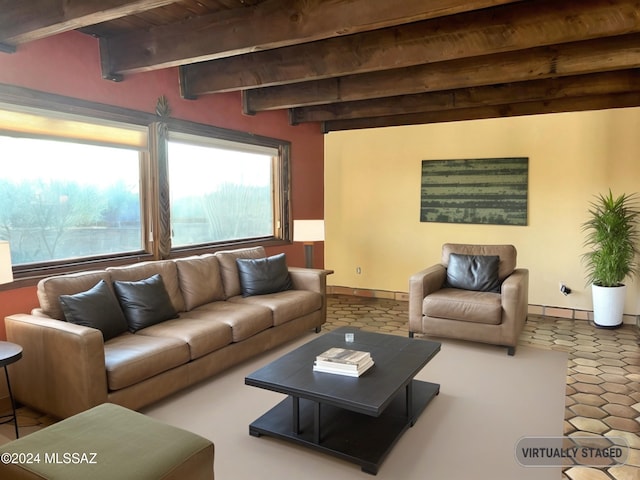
<box><xmin>420</xmin><ymin>157</ymin><xmax>528</xmax><ymax>225</ymax></box>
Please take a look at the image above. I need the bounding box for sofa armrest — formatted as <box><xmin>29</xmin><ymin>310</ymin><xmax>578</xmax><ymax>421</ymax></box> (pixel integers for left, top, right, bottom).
<box><xmin>287</xmin><ymin>267</ymin><xmax>333</xmax><ymax>294</ymax></box>
<box><xmin>409</xmin><ymin>265</ymin><xmax>446</xmax><ymax>334</ymax></box>
<box><xmin>500</xmin><ymin>268</ymin><xmax>530</xmax><ymax>344</ymax></box>
<box><xmin>5</xmin><ymin>314</ymin><xmax>108</xmax><ymax>419</ymax></box>
<box><xmin>288</xmin><ymin>268</ymin><xmax>334</xmax><ymax>329</ymax></box>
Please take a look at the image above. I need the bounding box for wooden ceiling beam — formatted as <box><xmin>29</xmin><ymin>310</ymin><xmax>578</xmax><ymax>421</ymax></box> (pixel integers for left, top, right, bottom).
<box><xmin>0</xmin><ymin>0</ymin><xmax>178</xmax><ymax>50</ymax></box>
<box><xmin>245</xmin><ymin>34</ymin><xmax>640</xmax><ymax>112</ymax></box>
<box><xmin>100</xmin><ymin>0</ymin><xmax>525</xmax><ymax>76</ymax></box>
<box><xmin>321</xmin><ymin>92</ymin><xmax>640</xmax><ymax>132</ymax></box>
<box><xmin>290</xmin><ymin>70</ymin><xmax>640</xmax><ymax>123</ymax></box>
<box><xmin>182</xmin><ymin>0</ymin><xmax>640</xmax><ymax>96</ymax></box>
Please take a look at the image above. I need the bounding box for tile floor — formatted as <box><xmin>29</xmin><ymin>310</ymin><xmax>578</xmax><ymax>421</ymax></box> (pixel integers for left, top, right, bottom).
<box><xmin>2</xmin><ymin>294</ymin><xmax>639</xmax><ymax>479</ymax></box>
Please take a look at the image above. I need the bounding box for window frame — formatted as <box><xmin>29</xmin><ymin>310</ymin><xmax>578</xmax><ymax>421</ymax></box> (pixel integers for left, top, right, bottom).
<box><xmin>160</xmin><ymin>119</ymin><xmax>291</xmax><ymax>256</ymax></box>
<box><xmin>0</xmin><ymin>84</ymin><xmax>292</xmax><ymax>284</ymax></box>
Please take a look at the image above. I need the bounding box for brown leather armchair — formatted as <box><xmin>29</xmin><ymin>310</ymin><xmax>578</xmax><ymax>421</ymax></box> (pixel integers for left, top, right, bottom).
<box><xmin>409</xmin><ymin>243</ymin><xmax>529</xmax><ymax>355</ymax></box>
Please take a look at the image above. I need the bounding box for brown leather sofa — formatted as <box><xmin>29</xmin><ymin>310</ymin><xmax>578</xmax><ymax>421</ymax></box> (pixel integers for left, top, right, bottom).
<box><xmin>5</xmin><ymin>246</ymin><xmax>331</xmax><ymax>419</ymax></box>
<box><xmin>409</xmin><ymin>243</ymin><xmax>529</xmax><ymax>355</ymax></box>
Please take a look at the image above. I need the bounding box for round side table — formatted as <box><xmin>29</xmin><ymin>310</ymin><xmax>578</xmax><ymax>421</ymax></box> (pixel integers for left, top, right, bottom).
<box><xmin>0</xmin><ymin>341</ymin><xmax>22</xmax><ymax>439</ymax></box>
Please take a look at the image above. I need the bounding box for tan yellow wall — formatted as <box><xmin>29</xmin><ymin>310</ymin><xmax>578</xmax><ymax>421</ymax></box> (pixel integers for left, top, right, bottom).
<box><xmin>324</xmin><ymin>107</ymin><xmax>640</xmax><ymax>316</ymax></box>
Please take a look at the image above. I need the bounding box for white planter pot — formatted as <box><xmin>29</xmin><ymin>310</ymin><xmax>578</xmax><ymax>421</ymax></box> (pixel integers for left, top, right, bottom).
<box><xmin>592</xmin><ymin>283</ymin><xmax>626</xmax><ymax>328</ymax></box>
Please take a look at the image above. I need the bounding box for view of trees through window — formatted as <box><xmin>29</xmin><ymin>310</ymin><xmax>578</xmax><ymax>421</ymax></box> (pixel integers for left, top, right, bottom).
<box><xmin>168</xmin><ymin>140</ymin><xmax>274</xmax><ymax>247</ymax></box>
<box><xmin>0</xmin><ymin>136</ymin><xmax>142</xmax><ymax>265</ymax></box>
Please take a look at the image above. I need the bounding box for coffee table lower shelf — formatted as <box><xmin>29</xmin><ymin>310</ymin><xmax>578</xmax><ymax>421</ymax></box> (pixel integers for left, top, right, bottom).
<box><xmin>249</xmin><ymin>379</ymin><xmax>440</xmax><ymax>475</ymax></box>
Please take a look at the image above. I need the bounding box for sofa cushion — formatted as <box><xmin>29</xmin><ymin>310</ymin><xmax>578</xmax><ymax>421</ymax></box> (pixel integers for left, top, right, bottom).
<box><xmin>187</xmin><ymin>301</ymin><xmax>273</xmax><ymax>342</ymax></box>
<box><xmin>446</xmin><ymin>253</ymin><xmax>501</xmax><ymax>293</ymax></box>
<box><xmin>59</xmin><ymin>280</ymin><xmax>128</xmax><ymax>341</ymax></box>
<box><xmin>104</xmin><ymin>333</ymin><xmax>191</xmax><ymax>391</ymax></box>
<box><xmin>215</xmin><ymin>246</ymin><xmax>266</xmax><ymax>299</ymax></box>
<box><xmin>37</xmin><ymin>270</ymin><xmax>113</xmax><ymax>321</ymax></box>
<box><xmin>114</xmin><ymin>274</ymin><xmax>179</xmax><ymax>332</ymax></box>
<box><xmin>236</xmin><ymin>253</ymin><xmax>293</xmax><ymax>297</ymax></box>
<box><xmin>136</xmin><ymin>312</ymin><xmax>233</xmax><ymax>360</ymax></box>
<box><xmin>175</xmin><ymin>255</ymin><xmax>225</xmax><ymax>310</ymax></box>
<box><xmin>228</xmin><ymin>290</ymin><xmax>322</xmax><ymax>326</ymax></box>
<box><xmin>423</xmin><ymin>288</ymin><xmax>502</xmax><ymax>325</ymax></box>
<box><xmin>107</xmin><ymin>260</ymin><xmax>185</xmax><ymax>313</ymax></box>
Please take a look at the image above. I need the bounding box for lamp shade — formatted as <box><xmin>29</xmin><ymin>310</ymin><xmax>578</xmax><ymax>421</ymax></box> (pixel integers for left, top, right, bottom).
<box><xmin>293</xmin><ymin>220</ymin><xmax>325</xmax><ymax>242</ymax></box>
<box><xmin>0</xmin><ymin>241</ymin><xmax>13</xmax><ymax>284</ymax></box>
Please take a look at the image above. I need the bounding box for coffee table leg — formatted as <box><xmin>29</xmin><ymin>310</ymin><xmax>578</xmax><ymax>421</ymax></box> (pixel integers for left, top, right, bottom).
<box><xmin>290</xmin><ymin>396</ymin><xmax>321</xmax><ymax>441</ymax></box>
<box><xmin>313</xmin><ymin>402</ymin><xmax>321</xmax><ymax>444</ymax></box>
<box><xmin>292</xmin><ymin>396</ymin><xmax>300</xmax><ymax>434</ymax></box>
<box><xmin>406</xmin><ymin>381</ymin><xmax>414</xmax><ymax>426</ymax></box>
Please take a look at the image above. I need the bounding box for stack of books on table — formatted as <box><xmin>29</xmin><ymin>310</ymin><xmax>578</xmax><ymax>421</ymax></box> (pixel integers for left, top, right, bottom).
<box><xmin>313</xmin><ymin>347</ymin><xmax>374</xmax><ymax>377</ymax></box>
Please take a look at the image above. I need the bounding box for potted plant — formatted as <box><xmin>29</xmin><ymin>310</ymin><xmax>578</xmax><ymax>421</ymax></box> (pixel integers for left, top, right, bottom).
<box><xmin>582</xmin><ymin>190</ymin><xmax>640</xmax><ymax>328</ymax></box>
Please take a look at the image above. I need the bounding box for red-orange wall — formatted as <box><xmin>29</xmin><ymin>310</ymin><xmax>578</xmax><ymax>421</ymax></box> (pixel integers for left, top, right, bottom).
<box><xmin>0</xmin><ymin>31</ymin><xmax>324</xmax><ymax>339</ymax></box>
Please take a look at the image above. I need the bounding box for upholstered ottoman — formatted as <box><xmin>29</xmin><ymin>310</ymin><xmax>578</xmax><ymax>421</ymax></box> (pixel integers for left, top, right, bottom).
<box><xmin>0</xmin><ymin>403</ymin><xmax>214</xmax><ymax>479</ymax></box>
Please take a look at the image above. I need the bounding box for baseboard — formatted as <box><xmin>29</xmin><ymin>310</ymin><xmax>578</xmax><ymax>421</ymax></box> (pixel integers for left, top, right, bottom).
<box><xmin>328</xmin><ymin>285</ymin><xmax>408</xmax><ymax>301</ymax></box>
<box><xmin>528</xmin><ymin>304</ymin><xmax>637</xmax><ymax>325</ymax></box>
<box><xmin>328</xmin><ymin>285</ymin><xmax>639</xmax><ymax>325</ymax></box>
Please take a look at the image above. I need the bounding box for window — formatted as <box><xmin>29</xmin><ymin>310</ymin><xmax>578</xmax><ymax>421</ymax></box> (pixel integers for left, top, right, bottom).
<box><xmin>168</xmin><ymin>133</ymin><xmax>277</xmax><ymax>248</ymax></box>
<box><xmin>0</xmin><ymin>136</ymin><xmax>142</xmax><ymax>264</ymax></box>
<box><xmin>159</xmin><ymin>121</ymin><xmax>290</xmax><ymax>255</ymax></box>
<box><xmin>0</xmin><ymin>89</ymin><xmax>291</xmax><ymax>276</ymax></box>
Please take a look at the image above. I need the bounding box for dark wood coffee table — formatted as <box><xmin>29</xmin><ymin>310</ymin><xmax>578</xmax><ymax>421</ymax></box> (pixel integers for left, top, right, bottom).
<box><xmin>245</xmin><ymin>327</ymin><xmax>441</xmax><ymax>474</ymax></box>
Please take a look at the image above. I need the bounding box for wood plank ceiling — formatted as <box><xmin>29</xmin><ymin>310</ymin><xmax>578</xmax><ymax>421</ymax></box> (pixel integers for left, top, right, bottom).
<box><xmin>1</xmin><ymin>0</ymin><xmax>639</xmax><ymax>132</ymax></box>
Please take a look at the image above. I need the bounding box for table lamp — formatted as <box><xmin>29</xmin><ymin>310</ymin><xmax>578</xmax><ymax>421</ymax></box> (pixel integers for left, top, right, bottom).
<box><xmin>0</xmin><ymin>241</ymin><xmax>12</xmax><ymax>285</ymax></box>
<box><xmin>293</xmin><ymin>220</ymin><xmax>324</xmax><ymax>268</ymax></box>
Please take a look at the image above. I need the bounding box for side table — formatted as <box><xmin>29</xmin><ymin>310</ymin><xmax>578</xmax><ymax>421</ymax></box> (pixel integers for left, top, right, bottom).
<box><xmin>0</xmin><ymin>341</ymin><xmax>22</xmax><ymax>439</ymax></box>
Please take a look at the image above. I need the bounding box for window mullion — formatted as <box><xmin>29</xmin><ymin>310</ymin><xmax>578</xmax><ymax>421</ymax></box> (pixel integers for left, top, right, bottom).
<box><xmin>148</xmin><ymin>122</ymin><xmax>172</xmax><ymax>259</ymax></box>
<box><xmin>139</xmin><ymin>150</ymin><xmax>154</xmax><ymax>255</ymax></box>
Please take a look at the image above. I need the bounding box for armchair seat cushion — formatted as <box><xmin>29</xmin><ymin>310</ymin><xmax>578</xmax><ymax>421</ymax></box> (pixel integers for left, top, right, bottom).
<box><xmin>423</xmin><ymin>288</ymin><xmax>502</xmax><ymax>325</ymax></box>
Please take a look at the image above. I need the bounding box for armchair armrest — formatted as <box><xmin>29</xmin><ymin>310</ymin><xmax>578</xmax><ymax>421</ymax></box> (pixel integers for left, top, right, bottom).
<box><xmin>409</xmin><ymin>265</ymin><xmax>446</xmax><ymax>334</ymax></box>
<box><xmin>500</xmin><ymin>268</ymin><xmax>530</xmax><ymax>345</ymax></box>
<box><xmin>5</xmin><ymin>313</ymin><xmax>108</xmax><ymax>419</ymax></box>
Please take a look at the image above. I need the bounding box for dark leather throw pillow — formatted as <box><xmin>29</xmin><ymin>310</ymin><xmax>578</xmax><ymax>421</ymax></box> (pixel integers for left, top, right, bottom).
<box><xmin>113</xmin><ymin>274</ymin><xmax>178</xmax><ymax>332</ymax></box>
<box><xmin>59</xmin><ymin>279</ymin><xmax>128</xmax><ymax>341</ymax></box>
<box><xmin>236</xmin><ymin>253</ymin><xmax>293</xmax><ymax>297</ymax></box>
<box><xmin>446</xmin><ymin>253</ymin><xmax>501</xmax><ymax>293</ymax></box>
